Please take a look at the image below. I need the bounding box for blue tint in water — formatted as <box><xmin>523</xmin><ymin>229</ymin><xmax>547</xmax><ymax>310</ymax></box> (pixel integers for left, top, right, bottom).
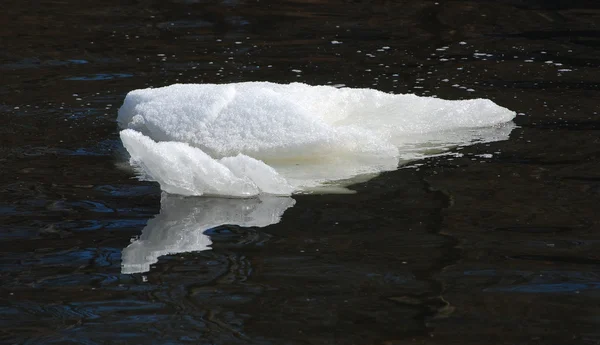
<box><xmin>95</xmin><ymin>184</ymin><xmax>159</xmax><ymax>197</ymax></box>
<box><xmin>68</xmin><ymin>201</ymin><xmax>114</xmax><ymax>213</ymax></box>
<box><xmin>65</xmin><ymin>73</ymin><xmax>133</xmax><ymax>81</ymax></box>
<box><xmin>67</xmin><ymin>59</ymin><xmax>89</xmax><ymax>64</ymax></box>
<box><xmin>69</xmin><ymin>139</ymin><xmax>120</xmax><ymax>156</ymax></box>
<box><xmin>70</xmin><ymin>221</ymin><xmax>104</xmax><ymax>231</ymax></box>
<box><xmin>0</xmin><ymin>206</ymin><xmax>20</xmax><ymax>215</ymax></box>
<box><xmin>227</xmin><ymin>16</ymin><xmax>250</xmax><ymax>26</ymax></box>
<box><xmin>93</xmin><ymin>247</ymin><xmax>121</xmax><ymax>267</ymax></box>
<box><xmin>54</xmin><ymin>218</ymin><xmax>148</xmax><ymax>232</ymax></box>
<box><xmin>69</xmin><ymin>148</ymin><xmax>107</xmax><ymax>156</ymax></box>
<box><xmin>2</xmin><ymin>58</ymin><xmax>89</xmax><ymax>69</ymax></box>
<box><xmin>69</xmin><ymin>300</ymin><xmax>166</xmax><ymax>317</ymax></box>
<box><xmin>204</xmin><ymin>227</ymin><xmax>235</xmax><ymax>238</ymax></box>
<box><xmin>0</xmin><ymin>306</ymin><xmax>21</xmax><ymax>316</ymax></box>
<box><xmin>104</xmin><ymin>219</ymin><xmax>149</xmax><ymax>229</ymax></box>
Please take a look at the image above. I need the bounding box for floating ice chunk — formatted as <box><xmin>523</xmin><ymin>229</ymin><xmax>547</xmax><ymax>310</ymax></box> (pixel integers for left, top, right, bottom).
<box><xmin>118</xmin><ymin>82</ymin><xmax>516</xmax><ymax>196</ymax></box>
<box><xmin>121</xmin><ymin>193</ymin><xmax>295</xmax><ymax>274</ymax></box>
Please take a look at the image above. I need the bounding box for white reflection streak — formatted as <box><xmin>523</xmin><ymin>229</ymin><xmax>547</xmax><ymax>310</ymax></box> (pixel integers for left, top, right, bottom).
<box><xmin>121</xmin><ymin>193</ymin><xmax>295</xmax><ymax>274</ymax></box>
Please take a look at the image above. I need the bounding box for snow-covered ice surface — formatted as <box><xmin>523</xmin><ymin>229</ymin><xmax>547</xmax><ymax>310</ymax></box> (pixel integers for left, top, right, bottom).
<box><xmin>118</xmin><ymin>82</ymin><xmax>516</xmax><ymax>196</ymax></box>
<box><xmin>121</xmin><ymin>193</ymin><xmax>295</xmax><ymax>274</ymax></box>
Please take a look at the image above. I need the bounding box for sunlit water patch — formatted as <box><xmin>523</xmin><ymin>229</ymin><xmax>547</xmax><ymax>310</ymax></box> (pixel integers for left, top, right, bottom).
<box><xmin>118</xmin><ymin>82</ymin><xmax>516</xmax><ymax>196</ymax></box>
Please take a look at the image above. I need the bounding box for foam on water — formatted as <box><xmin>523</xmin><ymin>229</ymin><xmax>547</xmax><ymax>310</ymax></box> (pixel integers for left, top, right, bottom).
<box><xmin>118</xmin><ymin>82</ymin><xmax>516</xmax><ymax>196</ymax></box>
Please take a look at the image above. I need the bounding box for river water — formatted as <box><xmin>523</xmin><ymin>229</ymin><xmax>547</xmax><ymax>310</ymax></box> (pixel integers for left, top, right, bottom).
<box><xmin>1</xmin><ymin>1</ymin><xmax>600</xmax><ymax>344</ymax></box>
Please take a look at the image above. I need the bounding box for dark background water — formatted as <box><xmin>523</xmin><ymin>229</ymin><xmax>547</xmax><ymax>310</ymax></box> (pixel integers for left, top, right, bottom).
<box><xmin>1</xmin><ymin>0</ymin><xmax>600</xmax><ymax>344</ymax></box>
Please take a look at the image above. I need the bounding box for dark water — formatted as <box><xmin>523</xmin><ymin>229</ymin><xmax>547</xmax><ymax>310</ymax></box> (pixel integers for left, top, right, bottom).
<box><xmin>2</xmin><ymin>1</ymin><xmax>600</xmax><ymax>344</ymax></box>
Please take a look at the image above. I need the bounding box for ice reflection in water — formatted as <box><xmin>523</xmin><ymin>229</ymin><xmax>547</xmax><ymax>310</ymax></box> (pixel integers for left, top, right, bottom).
<box><xmin>121</xmin><ymin>193</ymin><xmax>295</xmax><ymax>274</ymax></box>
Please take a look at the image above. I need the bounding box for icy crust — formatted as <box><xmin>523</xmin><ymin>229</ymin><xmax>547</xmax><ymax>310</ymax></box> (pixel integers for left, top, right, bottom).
<box><xmin>118</xmin><ymin>82</ymin><xmax>515</xmax><ymax>160</ymax></box>
<box><xmin>120</xmin><ymin>129</ymin><xmax>293</xmax><ymax>197</ymax></box>
<box><xmin>118</xmin><ymin>82</ymin><xmax>516</xmax><ymax>196</ymax></box>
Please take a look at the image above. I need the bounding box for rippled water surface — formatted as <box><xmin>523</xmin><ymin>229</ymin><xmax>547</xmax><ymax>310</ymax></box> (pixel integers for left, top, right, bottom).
<box><xmin>1</xmin><ymin>1</ymin><xmax>600</xmax><ymax>344</ymax></box>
